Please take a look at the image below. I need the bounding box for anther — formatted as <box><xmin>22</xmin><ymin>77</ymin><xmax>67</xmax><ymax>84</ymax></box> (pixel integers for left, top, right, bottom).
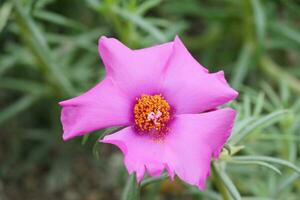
<box><xmin>133</xmin><ymin>94</ymin><xmax>171</xmax><ymax>136</ymax></box>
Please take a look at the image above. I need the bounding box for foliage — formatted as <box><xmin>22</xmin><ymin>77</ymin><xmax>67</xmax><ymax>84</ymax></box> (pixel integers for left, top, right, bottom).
<box><xmin>1</xmin><ymin>0</ymin><xmax>300</xmax><ymax>199</ymax></box>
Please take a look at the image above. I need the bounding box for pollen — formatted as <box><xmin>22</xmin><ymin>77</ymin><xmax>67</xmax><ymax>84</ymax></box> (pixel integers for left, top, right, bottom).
<box><xmin>134</xmin><ymin>94</ymin><xmax>171</xmax><ymax>136</ymax></box>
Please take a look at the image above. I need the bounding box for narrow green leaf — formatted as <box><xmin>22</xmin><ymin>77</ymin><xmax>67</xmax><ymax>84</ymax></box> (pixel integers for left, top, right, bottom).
<box><xmin>85</xmin><ymin>0</ymin><xmax>102</xmax><ymax>10</ymax></box>
<box><xmin>136</xmin><ymin>0</ymin><xmax>161</xmax><ymax>15</ymax></box>
<box><xmin>230</xmin><ymin>110</ymin><xmax>289</xmax><ymax>144</ymax></box>
<box><xmin>231</xmin><ymin>117</ymin><xmax>256</xmax><ymax>138</ymax></box>
<box><xmin>81</xmin><ymin>134</ymin><xmax>90</xmax><ymax>146</ymax></box>
<box><xmin>213</xmin><ymin>163</ymin><xmax>242</xmax><ymax>200</ymax></box>
<box><xmin>46</xmin><ymin>27</ymin><xmax>105</xmax><ymax>52</ymax></box>
<box><xmin>231</xmin><ymin>43</ymin><xmax>253</xmax><ymax>89</ymax></box>
<box><xmin>279</xmin><ymin>79</ymin><xmax>290</xmax><ymax>106</ymax></box>
<box><xmin>242</xmin><ymin>197</ymin><xmax>273</xmax><ymax>200</ymax></box>
<box><xmin>292</xmin><ymin>99</ymin><xmax>300</xmax><ymax>113</ymax></box>
<box><xmin>251</xmin><ymin>0</ymin><xmax>266</xmax><ymax>43</ymax></box>
<box><xmin>13</xmin><ymin>0</ymin><xmax>76</xmax><ymax>96</ymax></box>
<box><xmin>0</xmin><ymin>55</ymin><xmax>18</xmax><ymax>76</ymax></box>
<box><xmin>92</xmin><ymin>140</ymin><xmax>101</xmax><ymax>159</ymax></box>
<box><xmin>0</xmin><ymin>2</ymin><xmax>12</xmax><ymax>33</ymax></box>
<box><xmin>253</xmin><ymin>92</ymin><xmax>265</xmax><ymax>116</ymax></box>
<box><xmin>122</xmin><ymin>173</ymin><xmax>140</xmax><ymax>200</ymax></box>
<box><xmin>277</xmin><ymin>172</ymin><xmax>299</xmax><ymax>192</ymax></box>
<box><xmin>92</xmin><ymin>127</ymin><xmax>125</xmax><ymax>158</ymax></box>
<box><xmin>112</xmin><ymin>6</ymin><xmax>166</xmax><ymax>42</ymax></box>
<box><xmin>98</xmin><ymin>126</ymin><xmax>125</xmax><ymax>140</ymax></box>
<box><xmin>0</xmin><ymin>95</ymin><xmax>38</xmax><ymax>125</ymax></box>
<box><xmin>260</xmin><ymin>56</ymin><xmax>300</xmax><ymax>95</ymax></box>
<box><xmin>254</xmin><ymin>133</ymin><xmax>300</xmax><ymax>142</ymax></box>
<box><xmin>232</xmin><ymin>156</ymin><xmax>300</xmax><ymax>173</ymax></box>
<box><xmin>228</xmin><ymin>159</ymin><xmax>282</xmax><ymax>175</ymax></box>
<box><xmin>0</xmin><ymin>78</ymin><xmax>50</xmax><ymax>95</ymax></box>
<box><xmin>271</xmin><ymin>22</ymin><xmax>300</xmax><ymax>46</ymax></box>
<box><xmin>33</xmin><ymin>10</ymin><xmax>85</xmax><ymax>30</ymax></box>
<box><xmin>261</xmin><ymin>82</ymin><xmax>282</xmax><ymax>108</ymax></box>
<box><xmin>188</xmin><ymin>187</ymin><xmax>221</xmax><ymax>200</ymax></box>
<box><xmin>243</xmin><ymin>95</ymin><xmax>251</xmax><ymax>118</ymax></box>
<box><xmin>141</xmin><ymin>172</ymin><xmax>168</xmax><ymax>188</ymax></box>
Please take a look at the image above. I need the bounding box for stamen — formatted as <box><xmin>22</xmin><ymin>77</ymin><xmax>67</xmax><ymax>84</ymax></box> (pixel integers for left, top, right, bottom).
<box><xmin>134</xmin><ymin>94</ymin><xmax>171</xmax><ymax>137</ymax></box>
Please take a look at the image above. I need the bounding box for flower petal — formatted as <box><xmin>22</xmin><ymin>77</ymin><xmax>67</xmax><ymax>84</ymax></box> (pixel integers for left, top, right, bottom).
<box><xmin>101</xmin><ymin>108</ymin><xmax>235</xmax><ymax>189</ymax></box>
<box><xmin>164</xmin><ymin>108</ymin><xmax>236</xmax><ymax>189</ymax></box>
<box><xmin>98</xmin><ymin>36</ymin><xmax>174</xmax><ymax>99</ymax></box>
<box><xmin>101</xmin><ymin>127</ymin><xmax>166</xmax><ymax>181</ymax></box>
<box><xmin>59</xmin><ymin>77</ymin><xmax>132</xmax><ymax>140</ymax></box>
<box><xmin>162</xmin><ymin>36</ymin><xmax>238</xmax><ymax>114</ymax></box>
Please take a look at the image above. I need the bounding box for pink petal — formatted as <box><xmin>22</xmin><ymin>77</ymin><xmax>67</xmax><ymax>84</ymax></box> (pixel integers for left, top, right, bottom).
<box><xmin>162</xmin><ymin>36</ymin><xmax>238</xmax><ymax>114</ymax></box>
<box><xmin>98</xmin><ymin>36</ymin><xmax>174</xmax><ymax>99</ymax></box>
<box><xmin>101</xmin><ymin>108</ymin><xmax>236</xmax><ymax>189</ymax></box>
<box><xmin>59</xmin><ymin>77</ymin><xmax>132</xmax><ymax>141</ymax></box>
<box><xmin>101</xmin><ymin>127</ymin><xmax>166</xmax><ymax>181</ymax></box>
<box><xmin>164</xmin><ymin>108</ymin><xmax>236</xmax><ymax>190</ymax></box>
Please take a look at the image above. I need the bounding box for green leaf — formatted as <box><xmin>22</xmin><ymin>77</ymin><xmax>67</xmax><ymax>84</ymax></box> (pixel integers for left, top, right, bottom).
<box><xmin>277</xmin><ymin>172</ymin><xmax>300</xmax><ymax>192</ymax></box>
<box><xmin>261</xmin><ymin>82</ymin><xmax>282</xmax><ymax>108</ymax></box>
<box><xmin>243</xmin><ymin>95</ymin><xmax>251</xmax><ymax>118</ymax></box>
<box><xmin>228</xmin><ymin>159</ymin><xmax>282</xmax><ymax>175</ymax></box>
<box><xmin>81</xmin><ymin>134</ymin><xmax>90</xmax><ymax>146</ymax></box>
<box><xmin>251</xmin><ymin>0</ymin><xmax>266</xmax><ymax>43</ymax></box>
<box><xmin>271</xmin><ymin>22</ymin><xmax>300</xmax><ymax>46</ymax></box>
<box><xmin>213</xmin><ymin>163</ymin><xmax>242</xmax><ymax>200</ymax></box>
<box><xmin>254</xmin><ymin>134</ymin><xmax>300</xmax><ymax>142</ymax></box>
<box><xmin>141</xmin><ymin>172</ymin><xmax>169</xmax><ymax>188</ymax></box>
<box><xmin>98</xmin><ymin>126</ymin><xmax>125</xmax><ymax>140</ymax></box>
<box><xmin>232</xmin><ymin>156</ymin><xmax>300</xmax><ymax>173</ymax></box>
<box><xmin>112</xmin><ymin>6</ymin><xmax>166</xmax><ymax>42</ymax></box>
<box><xmin>0</xmin><ymin>55</ymin><xmax>19</xmax><ymax>76</ymax></box>
<box><xmin>231</xmin><ymin>43</ymin><xmax>253</xmax><ymax>89</ymax></box>
<box><xmin>188</xmin><ymin>187</ymin><xmax>221</xmax><ymax>200</ymax></box>
<box><xmin>0</xmin><ymin>95</ymin><xmax>38</xmax><ymax>125</ymax></box>
<box><xmin>0</xmin><ymin>78</ymin><xmax>50</xmax><ymax>95</ymax></box>
<box><xmin>33</xmin><ymin>10</ymin><xmax>85</xmax><ymax>30</ymax></box>
<box><xmin>46</xmin><ymin>28</ymin><xmax>105</xmax><ymax>52</ymax></box>
<box><xmin>279</xmin><ymin>80</ymin><xmax>290</xmax><ymax>105</ymax></box>
<box><xmin>122</xmin><ymin>173</ymin><xmax>140</xmax><ymax>200</ymax></box>
<box><xmin>92</xmin><ymin>127</ymin><xmax>125</xmax><ymax>158</ymax></box>
<box><xmin>136</xmin><ymin>0</ymin><xmax>161</xmax><ymax>15</ymax></box>
<box><xmin>0</xmin><ymin>2</ymin><xmax>12</xmax><ymax>33</ymax></box>
<box><xmin>253</xmin><ymin>92</ymin><xmax>265</xmax><ymax>116</ymax></box>
<box><xmin>13</xmin><ymin>0</ymin><xmax>76</xmax><ymax>97</ymax></box>
<box><xmin>230</xmin><ymin>110</ymin><xmax>289</xmax><ymax>144</ymax></box>
<box><xmin>260</xmin><ymin>57</ymin><xmax>300</xmax><ymax>95</ymax></box>
<box><xmin>231</xmin><ymin>117</ymin><xmax>256</xmax><ymax>138</ymax></box>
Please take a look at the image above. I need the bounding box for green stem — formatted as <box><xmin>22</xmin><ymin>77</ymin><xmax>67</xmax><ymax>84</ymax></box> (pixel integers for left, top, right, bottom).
<box><xmin>122</xmin><ymin>173</ymin><xmax>140</xmax><ymax>200</ymax></box>
<box><xmin>212</xmin><ymin>162</ymin><xmax>231</xmax><ymax>200</ymax></box>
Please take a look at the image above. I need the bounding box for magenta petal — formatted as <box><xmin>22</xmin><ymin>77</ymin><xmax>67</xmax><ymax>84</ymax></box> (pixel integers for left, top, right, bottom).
<box><xmin>98</xmin><ymin>36</ymin><xmax>174</xmax><ymax>99</ymax></box>
<box><xmin>164</xmin><ymin>108</ymin><xmax>236</xmax><ymax>190</ymax></box>
<box><xmin>162</xmin><ymin>36</ymin><xmax>238</xmax><ymax>114</ymax></box>
<box><xmin>101</xmin><ymin>108</ymin><xmax>235</xmax><ymax>189</ymax></box>
<box><xmin>101</xmin><ymin>127</ymin><xmax>166</xmax><ymax>181</ymax></box>
<box><xmin>59</xmin><ymin>77</ymin><xmax>132</xmax><ymax>140</ymax></box>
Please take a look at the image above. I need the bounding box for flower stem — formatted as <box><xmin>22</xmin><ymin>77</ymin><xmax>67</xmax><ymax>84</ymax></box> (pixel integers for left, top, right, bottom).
<box><xmin>122</xmin><ymin>173</ymin><xmax>140</xmax><ymax>200</ymax></box>
<box><xmin>211</xmin><ymin>162</ymin><xmax>231</xmax><ymax>200</ymax></box>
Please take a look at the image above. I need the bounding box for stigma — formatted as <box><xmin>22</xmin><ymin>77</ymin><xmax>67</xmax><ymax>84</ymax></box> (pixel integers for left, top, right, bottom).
<box><xmin>134</xmin><ymin>94</ymin><xmax>171</xmax><ymax>136</ymax></box>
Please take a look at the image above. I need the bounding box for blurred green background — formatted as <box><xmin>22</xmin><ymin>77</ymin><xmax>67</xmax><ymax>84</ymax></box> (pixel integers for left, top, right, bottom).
<box><xmin>1</xmin><ymin>0</ymin><xmax>300</xmax><ymax>199</ymax></box>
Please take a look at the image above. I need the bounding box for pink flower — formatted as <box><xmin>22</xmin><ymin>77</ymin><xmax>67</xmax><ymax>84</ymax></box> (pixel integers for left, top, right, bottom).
<box><xmin>59</xmin><ymin>36</ymin><xmax>238</xmax><ymax>190</ymax></box>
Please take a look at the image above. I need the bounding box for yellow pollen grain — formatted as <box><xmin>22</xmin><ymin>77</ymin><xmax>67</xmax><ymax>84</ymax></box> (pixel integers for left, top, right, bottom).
<box><xmin>134</xmin><ymin>94</ymin><xmax>170</xmax><ymax>133</ymax></box>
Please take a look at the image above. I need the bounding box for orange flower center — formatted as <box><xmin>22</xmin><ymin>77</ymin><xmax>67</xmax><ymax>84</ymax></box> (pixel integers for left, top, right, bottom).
<box><xmin>134</xmin><ymin>94</ymin><xmax>171</xmax><ymax>135</ymax></box>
